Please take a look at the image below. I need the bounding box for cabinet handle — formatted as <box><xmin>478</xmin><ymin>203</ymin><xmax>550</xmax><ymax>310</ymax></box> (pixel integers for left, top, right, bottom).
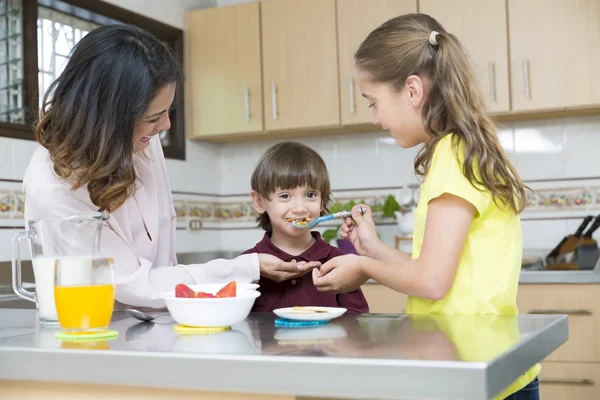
<box><xmin>271</xmin><ymin>82</ymin><xmax>278</xmax><ymax>120</ymax></box>
<box><xmin>349</xmin><ymin>76</ymin><xmax>355</xmax><ymax>114</ymax></box>
<box><xmin>539</xmin><ymin>378</ymin><xmax>594</xmax><ymax>386</ymax></box>
<box><xmin>528</xmin><ymin>309</ymin><xmax>592</xmax><ymax>315</ymax></box>
<box><xmin>488</xmin><ymin>61</ymin><xmax>495</xmax><ymax>102</ymax></box>
<box><xmin>523</xmin><ymin>59</ymin><xmax>531</xmax><ymax>99</ymax></box>
<box><xmin>244</xmin><ymin>86</ymin><xmax>250</xmax><ymax>122</ymax></box>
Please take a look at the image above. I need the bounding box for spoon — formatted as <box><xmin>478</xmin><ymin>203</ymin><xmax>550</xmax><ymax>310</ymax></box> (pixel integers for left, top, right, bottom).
<box><xmin>291</xmin><ymin>206</ymin><xmax>367</xmax><ymax>229</ymax></box>
<box><xmin>125</xmin><ymin>308</ymin><xmax>170</xmax><ymax>323</ymax></box>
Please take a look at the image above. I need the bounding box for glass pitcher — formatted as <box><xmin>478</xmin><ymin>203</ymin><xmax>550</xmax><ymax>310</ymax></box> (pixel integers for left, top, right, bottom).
<box><xmin>12</xmin><ymin>212</ymin><xmax>110</xmax><ymax>325</ymax></box>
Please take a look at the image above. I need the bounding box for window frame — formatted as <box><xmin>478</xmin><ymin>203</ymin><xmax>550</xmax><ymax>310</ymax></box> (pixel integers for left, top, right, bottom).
<box><xmin>3</xmin><ymin>0</ymin><xmax>186</xmax><ymax>160</ymax></box>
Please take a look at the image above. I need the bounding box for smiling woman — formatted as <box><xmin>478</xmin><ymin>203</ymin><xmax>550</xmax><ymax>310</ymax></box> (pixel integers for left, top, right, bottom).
<box><xmin>22</xmin><ymin>25</ymin><xmax>318</xmax><ymax>309</ymax></box>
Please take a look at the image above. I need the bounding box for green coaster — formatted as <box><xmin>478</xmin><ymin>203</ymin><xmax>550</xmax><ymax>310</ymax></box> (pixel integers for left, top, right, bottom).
<box><xmin>54</xmin><ymin>330</ymin><xmax>119</xmax><ymax>341</ymax></box>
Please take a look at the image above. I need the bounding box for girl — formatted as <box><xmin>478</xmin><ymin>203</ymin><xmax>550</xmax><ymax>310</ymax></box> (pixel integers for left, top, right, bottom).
<box><xmin>311</xmin><ymin>14</ymin><xmax>538</xmax><ymax>400</ymax></box>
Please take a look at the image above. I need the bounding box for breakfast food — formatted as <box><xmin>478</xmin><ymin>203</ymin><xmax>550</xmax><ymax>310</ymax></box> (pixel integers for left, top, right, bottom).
<box><xmin>174</xmin><ymin>281</ymin><xmax>237</xmax><ymax>298</ymax></box>
<box><xmin>284</xmin><ymin>217</ymin><xmax>312</xmax><ymax>225</ymax></box>
<box><xmin>287</xmin><ymin>306</ymin><xmax>329</xmax><ymax>314</ymax></box>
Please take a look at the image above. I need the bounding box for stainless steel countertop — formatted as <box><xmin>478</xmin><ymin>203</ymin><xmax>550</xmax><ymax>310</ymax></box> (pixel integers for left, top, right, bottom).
<box><xmin>0</xmin><ymin>309</ymin><xmax>567</xmax><ymax>400</ymax></box>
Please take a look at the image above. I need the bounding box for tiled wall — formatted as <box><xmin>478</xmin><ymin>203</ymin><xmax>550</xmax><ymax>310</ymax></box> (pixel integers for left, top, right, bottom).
<box><xmin>2</xmin><ymin>0</ymin><xmax>600</xmax><ymax>264</ymax></box>
<box><xmin>214</xmin><ymin>114</ymin><xmax>600</xmax><ymax>255</ymax></box>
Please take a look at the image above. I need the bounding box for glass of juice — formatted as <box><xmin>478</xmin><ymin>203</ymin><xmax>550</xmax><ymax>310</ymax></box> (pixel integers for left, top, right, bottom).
<box><xmin>54</xmin><ymin>257</ymin><xmax>115</xmax><ymax>334</ymax></box>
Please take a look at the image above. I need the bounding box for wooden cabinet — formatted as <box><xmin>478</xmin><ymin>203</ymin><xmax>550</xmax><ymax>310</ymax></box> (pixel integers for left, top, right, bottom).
<box><xmin>517</xmin><ymin>284</ymin><xmax>600</xmax><ymax>363</ymax></box>
<box><xmin>508</xmin><ymin>0</ymin><xmax>600</xmax><ymax>112</ymax></box>
<box><xmin>361</xmin><ymin>283</ymin><xmax>408</xmax><ymax>313</ymax></box>
<box><xmin>183</xmin><ymin>0</ymin><xmax>600</xmax><ymax>141</ymax></box>
<box><xmin>336</xmin><ymin>0</ymin><xmax>417</xmax><ymax>125</ymax></box>
<box><xmin>261</xmin><ymin>0</ymin><xmax>340</xmax><ymax>131</ymax></box>
<box><xmin>184</xmin><ymin>3</ymin><xmax>263</xmax><ymax>138</ymax></box>
<box><xmin>539</xmin><ymin>362</ymin><xmax>599</xmax><ymax>400</ymax></box>
<box><xmin>419</xmin><ymin>0</ymin><xmax>510</xmax><ymax>114</ymax></box>
<box><xmin>518</xmin><ymin>284</ymin><xmax>600</xmax><ymax>399</ymax></box>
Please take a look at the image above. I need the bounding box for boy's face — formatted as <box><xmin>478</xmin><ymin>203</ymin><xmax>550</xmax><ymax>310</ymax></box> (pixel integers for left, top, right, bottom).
<box><xmin>251</xmin><ymin>185</ymin><xmax>322</xmax><ymax>237</ymax></box>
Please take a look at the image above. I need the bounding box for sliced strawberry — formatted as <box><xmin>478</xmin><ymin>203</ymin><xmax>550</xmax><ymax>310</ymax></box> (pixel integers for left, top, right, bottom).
<box><xmin>216</xmin><ymin>281</ymin><xmax>236</xmax><ymax>298</ymax></box>
<box><xmin>175</xmin><ymin>284</ymin><xmax>196</xmax><ymax>298</ymax></box>
<box><xmin>195</xmin><ymin>291</ymin><xmax>216</xmax><ymax>298</ymax></box>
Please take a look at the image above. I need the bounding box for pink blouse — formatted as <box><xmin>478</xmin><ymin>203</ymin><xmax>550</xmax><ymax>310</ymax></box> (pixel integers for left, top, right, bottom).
<box><xmin>23</xmin><ymin>138</ymin><xmax>259</xmax><ymax>308</ymax></box>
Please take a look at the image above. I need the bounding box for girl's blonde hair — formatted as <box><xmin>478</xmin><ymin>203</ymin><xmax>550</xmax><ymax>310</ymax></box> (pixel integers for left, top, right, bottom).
<box><xmin>355</xmin><ymin>14</ymin><xmax>528</xmax><ymax>213</ymax></box>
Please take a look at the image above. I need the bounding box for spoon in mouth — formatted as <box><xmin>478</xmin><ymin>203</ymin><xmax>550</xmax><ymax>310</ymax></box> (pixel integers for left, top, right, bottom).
<box><xmin>291</xmin><ymin>206</ymin><xmax>367</xmax><ymax>229</ymax></box>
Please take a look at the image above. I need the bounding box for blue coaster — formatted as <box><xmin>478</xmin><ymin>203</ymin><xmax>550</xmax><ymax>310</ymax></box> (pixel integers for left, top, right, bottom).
<box><xmin>274</xmin><ymin>318</ymin><xmax>330</xmax><ymax>328</ymax></box>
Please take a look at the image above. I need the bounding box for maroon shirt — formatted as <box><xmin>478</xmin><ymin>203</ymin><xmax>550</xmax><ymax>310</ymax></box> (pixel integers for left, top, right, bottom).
<box><xmin>242</xmin><ymin>232</ymin><xmax>369</xmax><ymax>313</ymax></box>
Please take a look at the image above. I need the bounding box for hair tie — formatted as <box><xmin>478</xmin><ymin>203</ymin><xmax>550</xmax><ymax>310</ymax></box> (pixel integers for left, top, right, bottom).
<box><xmin>429</xmin><ymin>31</ymin><xmax>439</xmax><ymax>46</ymax></box>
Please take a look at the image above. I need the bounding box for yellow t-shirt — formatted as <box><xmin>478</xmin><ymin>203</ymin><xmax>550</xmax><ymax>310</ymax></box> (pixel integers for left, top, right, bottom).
<box><xmin>405</xmin><ymin>134</ymin><xmax>540</xmax><ymax>397</ymax></box>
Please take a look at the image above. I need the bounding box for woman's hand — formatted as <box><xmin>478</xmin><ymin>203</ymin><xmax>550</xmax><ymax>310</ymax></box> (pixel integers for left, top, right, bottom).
<box><xmin>258</xmin><ymin>253</ymin><xmax>320</xmax><ymax>282</ymax></box>
<box><xmin>339</xmin><ymin>205</ymin><xmax>382</xmax><ymax>258</ymax></box>
<box><xmin>312</xmin><ymin>254</ymin><xmax>370</xmax><ymax>293</ymax></box>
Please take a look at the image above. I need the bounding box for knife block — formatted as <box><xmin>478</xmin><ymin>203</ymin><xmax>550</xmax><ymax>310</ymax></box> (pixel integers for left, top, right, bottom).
<box><xmin>546</xmin><ymin>237</ymin><xmax>599</xmax><ymax>270</ymax></box>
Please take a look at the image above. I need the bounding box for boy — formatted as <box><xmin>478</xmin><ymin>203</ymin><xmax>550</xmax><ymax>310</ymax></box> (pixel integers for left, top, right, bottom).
<box><xmin>242</xmin><ymin>142</ymin><xmax>369</xmax><ymax>313</ymax></box>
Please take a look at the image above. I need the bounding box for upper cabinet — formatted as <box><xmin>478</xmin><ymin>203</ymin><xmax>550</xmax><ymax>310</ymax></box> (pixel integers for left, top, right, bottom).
<box><xmin>508</xmin><ymin>0</ymin><xmax>600</xmax><ymax>112</ymax></box>
<box><xmin>183</xmin><ymin>0</ymin><xmax>600</xmax><ymax>141</ymax></box>
<box><xmin>261</xmin><ymin>0</ymin><xmax>340</xmax><ymax>131</ymax></box>
<box><xmin>420</xmin><ymin>0</ymin><xmax>510</xmax><ymax>114</ymax></box>
<box><xmin>184</xmin><ymin>3</ymin><xmax>263</xmax><ymax>138</ymax></box>
<box><xmin>337</xmin><ymin>0</ymin><xmax>418</xmax><ymax>125</ymax></box>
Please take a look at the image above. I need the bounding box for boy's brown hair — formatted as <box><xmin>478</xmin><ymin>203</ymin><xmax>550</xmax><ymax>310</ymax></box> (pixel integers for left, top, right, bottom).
<box><xmin>251</xmin><ymin>141</ymin><xmax>331</xmax><ymax>233</ymax></box>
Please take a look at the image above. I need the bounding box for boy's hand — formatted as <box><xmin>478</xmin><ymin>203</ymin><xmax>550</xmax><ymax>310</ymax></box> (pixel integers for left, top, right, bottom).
<box><xmin>258</xmin><ymin>253</ymin><xmax>320</xmax><ymax>282</ymax></box>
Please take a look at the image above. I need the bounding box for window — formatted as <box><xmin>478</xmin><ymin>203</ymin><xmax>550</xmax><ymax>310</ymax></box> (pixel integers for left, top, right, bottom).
<box><xmin>0</xmin><ymin>0</ymin><xmax>185</xmax><ymax>160</ymax></box>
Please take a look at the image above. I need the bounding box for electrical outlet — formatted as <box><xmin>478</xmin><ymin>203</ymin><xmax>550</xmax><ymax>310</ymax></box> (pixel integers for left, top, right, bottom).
<box><xmin>187</xmin><ymin>217</ymin><xmax>203</xmax><ymax>232</ymax></box>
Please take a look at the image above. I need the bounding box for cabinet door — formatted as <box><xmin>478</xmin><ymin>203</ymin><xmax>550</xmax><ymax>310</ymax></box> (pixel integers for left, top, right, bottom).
<box><xmin>420</xmin><ymin>0</ymin><xmax>510</xmax><ymax>113</ymax></box>
<box><xmin>261</xmin><ymin>0</ymin><xmax>340</xmax><ymax>131</ymax></box>
<box><xmin>539</xmin><ymin>362</ymin><xmax>600</xmax><ymax>400</ymax></box>
<box><xmin>508</xmin><ymin>0</ymin><xmax>600</xmax><ymax>111</ymax></box>
<box><xmin>361</xmin><ymin>283</ymin><xmax>408</xmax><ymax>313</ymax></box>
<box><xmin>517</xmin><ymin>284</ymin><xmax>600</xmax><ymax>362</ymax></box>
<box><xmin>184</xmin><ymin>3</ymin><xmax>263</xmax><ymax>138</ymax></box>
<box><xmin>337</xmin><ymin>0</ymin><xmax>417</xmax><ymax>125</ymax></box>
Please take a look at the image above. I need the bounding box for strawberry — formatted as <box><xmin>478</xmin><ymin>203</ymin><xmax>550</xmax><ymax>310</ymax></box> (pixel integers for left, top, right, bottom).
<box><xmin>195</xmin><ymin>291</ymin><xmax>216</xmax><ymax>298</ymax></box>
<box><xmin>216</xmin><ymin>281</ymin><xmax>236</xmax><ymax>298</ymax></box>
<box><xmin>175</xmin><ymin>283</ymin><xmax>195</xmax><ymax>298</ymax></box>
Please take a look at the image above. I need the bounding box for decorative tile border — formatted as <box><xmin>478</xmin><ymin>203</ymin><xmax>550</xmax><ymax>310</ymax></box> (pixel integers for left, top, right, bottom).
<box><xmin>3</xmin><ymin>184</ymin><xmax>600</xmax><ymax>225</ymax></box>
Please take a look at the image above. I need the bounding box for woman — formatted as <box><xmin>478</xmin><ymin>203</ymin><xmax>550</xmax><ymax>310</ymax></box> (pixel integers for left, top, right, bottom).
<box><xmin>24</xmin><ymin>24</ymin><xmax>317</xmax><ymax>309</ymax></box>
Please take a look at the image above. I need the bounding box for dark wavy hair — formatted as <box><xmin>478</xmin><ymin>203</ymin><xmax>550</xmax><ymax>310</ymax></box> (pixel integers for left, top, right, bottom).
<box><xmin>35</xmin><ymin>24</ymin><xmax>181</xmax><ymax>212</ymax></box>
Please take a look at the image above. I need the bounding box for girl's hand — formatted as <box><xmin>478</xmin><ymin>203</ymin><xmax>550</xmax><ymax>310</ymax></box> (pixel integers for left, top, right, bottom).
<box><xmin>312</xmin><ymin>254</ymin><xmax>369</xmax><ymax>293</ymax></box>
<box><xmin>338</xmin><ymin>205</ymin><xmax>381</xmax><ymax>257</ymax></box>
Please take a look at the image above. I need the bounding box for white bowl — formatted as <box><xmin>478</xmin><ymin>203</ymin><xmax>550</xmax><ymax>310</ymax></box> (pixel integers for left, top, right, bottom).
<box><xmin>161</xmin><ymin>289</ymin><xmax>260</xmax><ymax>327</ymax></box>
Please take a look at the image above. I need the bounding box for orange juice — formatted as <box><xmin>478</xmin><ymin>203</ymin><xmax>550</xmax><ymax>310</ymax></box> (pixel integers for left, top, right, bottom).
<box><xmin>54</xmin><ymin>284</ymin><xmax>115</xmax><ymax>332</ymax></box>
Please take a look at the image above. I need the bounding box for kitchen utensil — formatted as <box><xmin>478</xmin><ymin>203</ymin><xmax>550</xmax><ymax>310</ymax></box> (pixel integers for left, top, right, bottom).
<box><xmin>291</xmin><ymin>206</ymin><xmax>367</xmax><ymax>229</ymax></box>
<box><xmin>125</xmin><ymin>309</ymin><xmax>170</xmax><ymax>322</ymax></box>
<box><xmin>546</xmin><ymin>215</ymin><xmax>593</xmax><ymax>264</ymax></box>
<box><xmin>582</xmin><ymin>215</ymin><xmax>600</xmax><ymax>238</ymax></box>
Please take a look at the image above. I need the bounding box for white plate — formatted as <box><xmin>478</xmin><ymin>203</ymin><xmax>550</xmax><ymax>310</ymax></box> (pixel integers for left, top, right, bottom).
<box><xmin>273</xmin><ymin>306</ymin><xmax>347</xmax><ymax>321</ymax></box>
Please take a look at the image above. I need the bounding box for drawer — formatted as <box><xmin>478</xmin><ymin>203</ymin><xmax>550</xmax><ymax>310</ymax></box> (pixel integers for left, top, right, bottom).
<box><xmin>361</xmin><ymin>283</ymin><xmax>407</xmax><ymax>313</ymax></box>
<box><xmin>539</xmin><ymin>361</ymin><xmax>599</xmax><ymax>400</ymax></box>
<box><xmin>517</xmin><ymin>284</ymin><xmax>600</xmax><ymax>362</ymax></box>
